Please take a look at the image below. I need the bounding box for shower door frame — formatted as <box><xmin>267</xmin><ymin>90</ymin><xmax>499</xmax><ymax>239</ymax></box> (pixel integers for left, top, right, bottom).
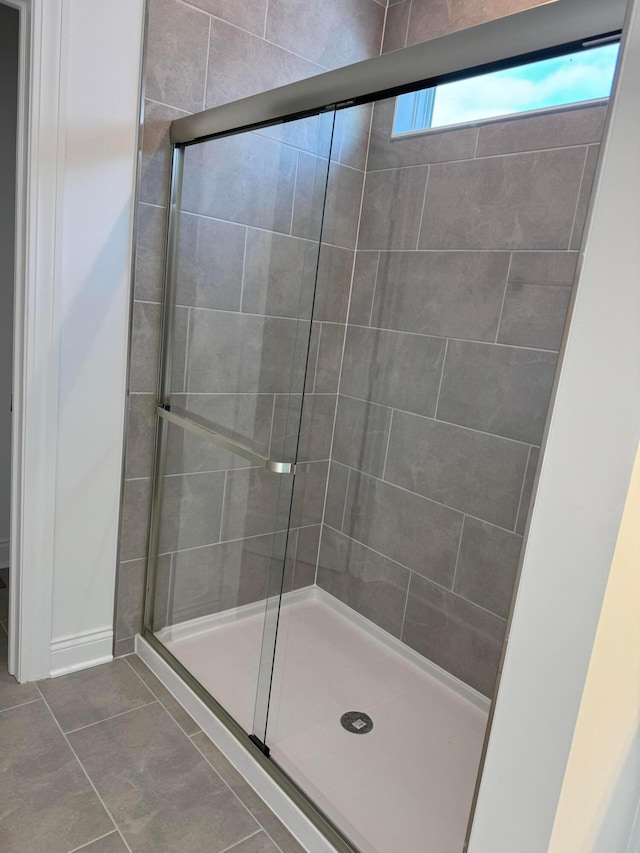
<box><xmin>141</xmin><ymin>1</ymin><xmax>629</xmax><ymax>850</ymax></box>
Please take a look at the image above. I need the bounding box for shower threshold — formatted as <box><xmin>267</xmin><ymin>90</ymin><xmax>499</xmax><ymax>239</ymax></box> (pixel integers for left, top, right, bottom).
<box><xmin>150</xmin><ymin>588</ymin><xmax>488</xmax><ymax>853</ymax></box>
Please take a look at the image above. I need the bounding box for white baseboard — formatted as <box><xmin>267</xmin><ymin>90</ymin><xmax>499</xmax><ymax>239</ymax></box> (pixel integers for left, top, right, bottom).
<box><xmin>50</xmin><ymin>627</ymin><xmax>113</xmax><ymax>677</ymax></box>
<box><xmin>136</xmin><ymin>635</ymin><xmax>337</xmax><ymax>853</ymax></box>
<box><xmin>0</xmin><ymin>538</ymin><xmax>9</xmax><ymax>570</ymax></box>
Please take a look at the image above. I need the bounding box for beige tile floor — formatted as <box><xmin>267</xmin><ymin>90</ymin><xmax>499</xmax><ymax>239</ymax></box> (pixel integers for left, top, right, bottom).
<box><xmin>0</xmin><ymin>569</ymin><xmax>302</xmax><ymax>853</ymax></box>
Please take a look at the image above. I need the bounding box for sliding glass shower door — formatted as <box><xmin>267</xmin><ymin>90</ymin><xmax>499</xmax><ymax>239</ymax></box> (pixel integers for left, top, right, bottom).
<box><xmin>145</xmin><ymin>111</ymin><xmax>336</xmax><ymax>742</ymax></box>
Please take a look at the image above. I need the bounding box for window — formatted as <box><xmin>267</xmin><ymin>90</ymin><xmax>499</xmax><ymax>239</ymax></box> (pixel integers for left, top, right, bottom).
<box><xmin>393</xmin><ymin>42</ymin><xmax>620</xmax><ymax>136</ymax></box>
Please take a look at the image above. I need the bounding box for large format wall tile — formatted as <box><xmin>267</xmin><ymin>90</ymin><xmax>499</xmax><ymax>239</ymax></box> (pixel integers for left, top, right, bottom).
<box><xmin>146</xmin><ymin>0</ymin><xmax>209</xmax><ymax>112</ymax></box>
<box><xmin>402</xmin><ymin>574</ymin><xmax>506</xmax><ymax>697</ymax></box>
<box><xmin>317</xmin><ymin>526</ymin><xmax>410</xmax><ymax>637</ymax></box>
<box><xmin>135</xmin><ymin>203</ymin><xmax>167</xmax><ymax>302</ymax></box>
<box><xmin>184</xmin><ymin>0</ymin><xmax>267</xmax><ymax>36</ymax></box>
<box><xmin>358</xmin><ymin>166</ymin><xmax>429</xmax><ymax>249</ymax></box>
<box><xmin>477</xmin><ymin>104</ymin><xmax>607</xmax><ymax>156</ymax></box>
<box><xmin>265</xmin><ymin>0</ymin><xmax>384</xmax><ymax>69</ymax></box>
<box><xmin>570</xmin><ymin>144</ymin><xmax>601</xmax><ymax>250</ymax></box>
<box><xmin>454</xmin><ymin>518</ymin><xmax>523</xmax><ymax>618</ymax></box>
<box><xmin>404</xmin><ymin>0</ymin><xmax>545</xmax><ymax>48</ymax></box>
<box><xmin>139</xmin><ymin>101</ymin><xmax>189</xmax><ymax>208</ymax></box>
<box><xmin>371</xmin><ymin>251</ymin><xmax>510</xmax><ymax>340</ymax></box>
<box><xmin>498</xmin><ymin>283</ymin><xmax>572</xmax><ymax>350</ymax></box>
<box><xmin>342</xmin><ymin>471</ymin><xmax>463</xmax><ymax>587</ymax></box>
<box><xmin>242</xmin><ymin>230</ymin><xmax>314</xmax><ymax>320</ymax></box>
<box><xmin>158</xmin><ymin>471</ymin><xmax>226</xmax><ymax>553</ymax></box>
<box><xmin>331</xmin><ymin>396</ymin><xmax>392</xmax><ymax>478</ymax></box>
<box><xmin>436</xmin><ymin>340</ymin><xmax>557</xmax><ymax>444</ymax></box>
<box><xmin>220</xmin><ymin>468</ymin><xmax>285</xmax><ymax>542</ymax></box>
<box><xmin>384</xmin><ymin>412</ymin><xmax>529</xmax><ymax>529</ymax></box>
<box><xmin>347</xmin><ymin>251</ymin><xmax>378</xmax><ymax>326</ymax></box>
<box><xmin>206</xmin><ymin>18</ymin><xmax>323</xmax><ymax>109</ymax></box>
<box><xmin>367</xmin><ymin>98</ymin><xmax>478</xmax><ymax>170</ymax></box>
<box><xmin>177</xmin><ymin>214</ymin><xmax>245</xmax><ymax>312</ymax></box>
<box><xmin>340</xmin><ymin>326</ymin><xmax>445</xmax><ymax>416</ymax></box>
<box><xmin>119</xmin><ymin>478</ymin><xmax>152</xmax><ymax>562</ymax></box>
<box><xmin>516</xmin><ymin>447</ymin><xmax>540</xmax><ymax>535</ymax></box>
<box><xmin>182</xmin><ymin>134</ymin><xmax>298</xmax><ymax>233</ymax></box>
<box><xmin>419</xmin><ymin>147</ymin><xmax>587</xmax><ymax>250</ymax></box>
<box><xmin>125</xmin><ymin>394</ymin><xmax>156</xmax><ymax>480</ymax></box>
<box><xmin>169</xmin><ymin>534</ymin><xmax>281</xmax><ymax>622</ymax></box>
<box><xmin>166</xmin><ymin>393</ymin><xmax>274</xmax><ymax>473</ymax></box>
<box><xmin>185</xmin><ymin>311</ymin><xmax>305</xmax><ymax>394</ymax></box>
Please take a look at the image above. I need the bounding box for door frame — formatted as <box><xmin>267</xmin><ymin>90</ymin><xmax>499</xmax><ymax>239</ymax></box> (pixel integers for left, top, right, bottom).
<box><xmin>5</xmin><ymin>0</ymin><xmax>64</xmax><ymax>681</ymax></box>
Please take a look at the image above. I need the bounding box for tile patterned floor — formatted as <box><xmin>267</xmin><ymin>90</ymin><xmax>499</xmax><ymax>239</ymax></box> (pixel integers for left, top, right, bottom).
<box><xmin>0</xmin><ymin>576</ymin><xmax>302</xmax><ymax>853</ymax></box>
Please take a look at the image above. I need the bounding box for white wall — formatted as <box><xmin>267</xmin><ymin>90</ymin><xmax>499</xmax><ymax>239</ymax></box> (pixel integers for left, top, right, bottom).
<box><xmin>548</xmin><ymin>443</ymin><xmax>640</xmax><ymax>852</ymax></box>
<box><xmin>47</xmin><ymin>0</ymin><xmax>145</xmax><ymax>674</ymax></box>
<box><xmin>468</xmin><ymin>0</ymin><xmax>640</xmax><ymax>848</ymax></box>
<box><xmin>0</xmin><ymin>4</ymin><xmax>19</xmax><ymax>569</ymax></box>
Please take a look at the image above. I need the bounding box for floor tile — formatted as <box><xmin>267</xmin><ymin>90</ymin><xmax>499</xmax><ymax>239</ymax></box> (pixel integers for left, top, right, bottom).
<box><xmin>69</xmin><ymin>703</ymin><xmax>258</xmax><ymax>853</ymax></box>
<box><xmin>0</xmin><ymin>631</ymin><xmax>40</xmax><ymax>712</ymax></box>
<box><xmin>72</xmin><ymin>832</ymin><xmax>129</xmax><ymax>852</ymax></box>
<box><xmin>192</xmin><ymin>733</ymin><xmax>304</xmax><ymax>853</ymax></box>
<box><xmin>125</xmin><ymin>655</ymin><xmax>201</xmax><ymax>736</ymax></box>
<box><xmin>38</xmin><ymin>658</ymin><xmax>155</xmax><ymax>733</ymax></box>
<box><xmin>0</xmin><ymin>700</ymin><xmax>114</xmax><ymax>853</ymax></box>
<box><xmin>226</xmin><ymin>831</ymin><xmax>279</xmax><ymax>852</ymax></box>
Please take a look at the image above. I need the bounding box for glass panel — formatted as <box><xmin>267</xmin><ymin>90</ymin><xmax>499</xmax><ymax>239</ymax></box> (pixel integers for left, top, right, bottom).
<box><xmin>149</xmin><ymin>110</ymin><xmax>335</xmax><ymax>736</ymax></box>
<box><xmin>264</xmin><ymin>85</ymin><xmax>615</xmax><ymax>852</ymax></box>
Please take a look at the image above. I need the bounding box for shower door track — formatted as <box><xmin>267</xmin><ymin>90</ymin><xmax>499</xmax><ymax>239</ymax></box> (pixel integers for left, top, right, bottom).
<box><xmin>142</xmin><ymin>1</ymin><xmax>628</xmax><ymax>851</ymax></box>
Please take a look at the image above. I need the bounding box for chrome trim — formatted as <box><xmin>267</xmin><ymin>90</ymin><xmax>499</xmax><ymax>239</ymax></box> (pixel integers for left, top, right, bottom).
<box><xmin>170</xmin><ymin>0</ymin><xmax>626</xmax><ymax>145</ymax></box>
<box><xmin>157</xmin><ymin>407</ymin><xmax>296</xmax><ymax>475</ymax></box>
<box><xmin>142</xmin><ymin>144</ymin><xmax>184</xmax><ymax>634</ymax></box>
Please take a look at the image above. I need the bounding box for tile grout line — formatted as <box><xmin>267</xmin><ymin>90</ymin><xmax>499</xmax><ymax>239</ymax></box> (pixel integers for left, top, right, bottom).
<box><xmin>379</xmin><ymin>0</ymin><xmax>390</xmax><ymax>54</ymax></box>
<box><xmin>450</xmin><ymin>515</ymin><xmax>466</xmax><ymax>593</ymax></box>
<box><xmin>167</xmin><ymin>299</ymin><xmax>563</xmax><ymax>353</ymax></box>
<box><xmin>324</xmin><ymin>522</ymin><xmax>507</xmax><ymax>623</ymax></box>
<box><xmin>398</xmin><ymin>570</ymin><xmax>412</xmax><ymax>642</ymax></box>
<box><xmin>403</xmin><ymin>0</ymin><xmax>413</xmax><ymax>48</ymax></box>
<box><xmin>567</xmin><ymin>144</ymin><xmax>591</xmax><ymax>250</ymax></box>
<box><xmin>218</xmin><ymin>829</ymin><xmax>264</xmax><ymax>853</ymax></box>
<box><xmin>381</xmin><ymin>408</ymin><xmax>394</xmax><ymax>480</ymax></box>
<box><xmin>340</xmin><ymin>467</ymin><xmax>352</xmax><ymax>531</ymax></box>
<box><xmin>67</xmin><ymin>830</ymin><xmax>121</xmax><ymax>853</ymax></box>
<box><xmin>311</xmin><ymin>322</ymin><xmax>322</xmax><ymax>393</ymax></box>
<box><xmin>123</xmin><ymin>656</ymin><xmax>199</xmax><ymax>737</ymax></box>
<box><xmin>173</xmin><ymin>0</ymin><xmax>328</xmax><ymax>74</ymax></box>
<box><xmin>64</xmin><ymin>700</ymin><xmax>159</xmax><ymax>735</ymax></box>
<box><xmin>34</xmin><ymin>684</ymin><xmax>134</xmax><ymax>853</ymax></box>
<box><xmin>0</xmin><ymin>696</ymin><xmax>42</xmax><ymax>714</ymax></box>
<box><xmin>188</xmin><ymin>735</ymin><xmax>288</xmax><ymax>853</ymax></box>
<box><xmin>202</xmin><ymin>15</ymin><xmax>212</xmax><ymax>111</ymax></box>
<box><xmin>513</xmin><ymin>445</ymin><xmax>533</xmax><ymax>533</ymax></box>
<box><xmin>367</xmin><ymin>250</ymin><xmax>381</xmax><ymax>327</ymax></box>
<box><xmin>415</xmin><ymin>164</ymin><xmax>430</xmax><ymax>250</ymax></box>
<box><xmin>339</xmin><ymin>460</ymin><xmax>525</xmax><ymax>537</ymax></box>
<box><xmin>365</xmin><ymin>141</ymin><xmax>595</xmax><ymax>173</ymax></box>
<box><xmin>494</xmin><ymin>251</ymin><xmax>515</xmax><ymax>344</ymax></box>
<box><xmin>263</xmin><ymin>0</ymin><xmax>269</xmax><ymax>40</ymax></box>
<box><xmin>239</xmin><ymin>226</ymin><xmax>248</xmax><ymax>314</ymax></box>
<box><xmin>182</xmin><ymin>307</ymin><xmax>191</xmax><ymax>392</ymax></box>
<box><xmin>433</xmin><ymin>338</ymin><xmax>449</xmax><ymax>420</ymax></box>
<box><xmin>289</xmin><ymin>151</ymin><xmax>300</xmax><ymax>237</ymax></box>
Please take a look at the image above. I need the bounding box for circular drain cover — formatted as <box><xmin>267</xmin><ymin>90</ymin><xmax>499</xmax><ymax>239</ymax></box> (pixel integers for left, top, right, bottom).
<box><xmin>340</xmin><ymin>711</ymin><xmax>373</xmax><ymax>734</ymax></box>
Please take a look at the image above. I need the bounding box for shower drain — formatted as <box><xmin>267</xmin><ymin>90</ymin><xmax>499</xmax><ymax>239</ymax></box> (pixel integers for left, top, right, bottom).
<box><xmin>340</xmin><ymin>711</ymin><xmax>373</xmax><ymax>734</ymax></box>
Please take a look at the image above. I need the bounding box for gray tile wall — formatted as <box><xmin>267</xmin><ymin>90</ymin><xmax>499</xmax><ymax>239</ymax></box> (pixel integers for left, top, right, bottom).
<box><xmin>316</xmin><ymin>101</ymin><xmax>604</xmax><ymax>696</ymax></box>
<box><xmin>115</xmin><ymin>0</ymin><xmax>385</xmax><ymax>654</ymax></box>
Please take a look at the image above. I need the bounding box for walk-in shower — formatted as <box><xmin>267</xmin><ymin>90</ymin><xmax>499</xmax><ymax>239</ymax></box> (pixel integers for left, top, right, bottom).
<box><xmin>141</xmin><ymin>6</ymin><xmax>621</xmax><ymax>851</ymax></box>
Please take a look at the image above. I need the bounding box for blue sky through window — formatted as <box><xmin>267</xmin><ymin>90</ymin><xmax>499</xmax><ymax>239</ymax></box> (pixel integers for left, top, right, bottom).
<box><xmin>393</xmin><ymin>43</ymin><xmax>619</xmax><ymax>135</ymax></box>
